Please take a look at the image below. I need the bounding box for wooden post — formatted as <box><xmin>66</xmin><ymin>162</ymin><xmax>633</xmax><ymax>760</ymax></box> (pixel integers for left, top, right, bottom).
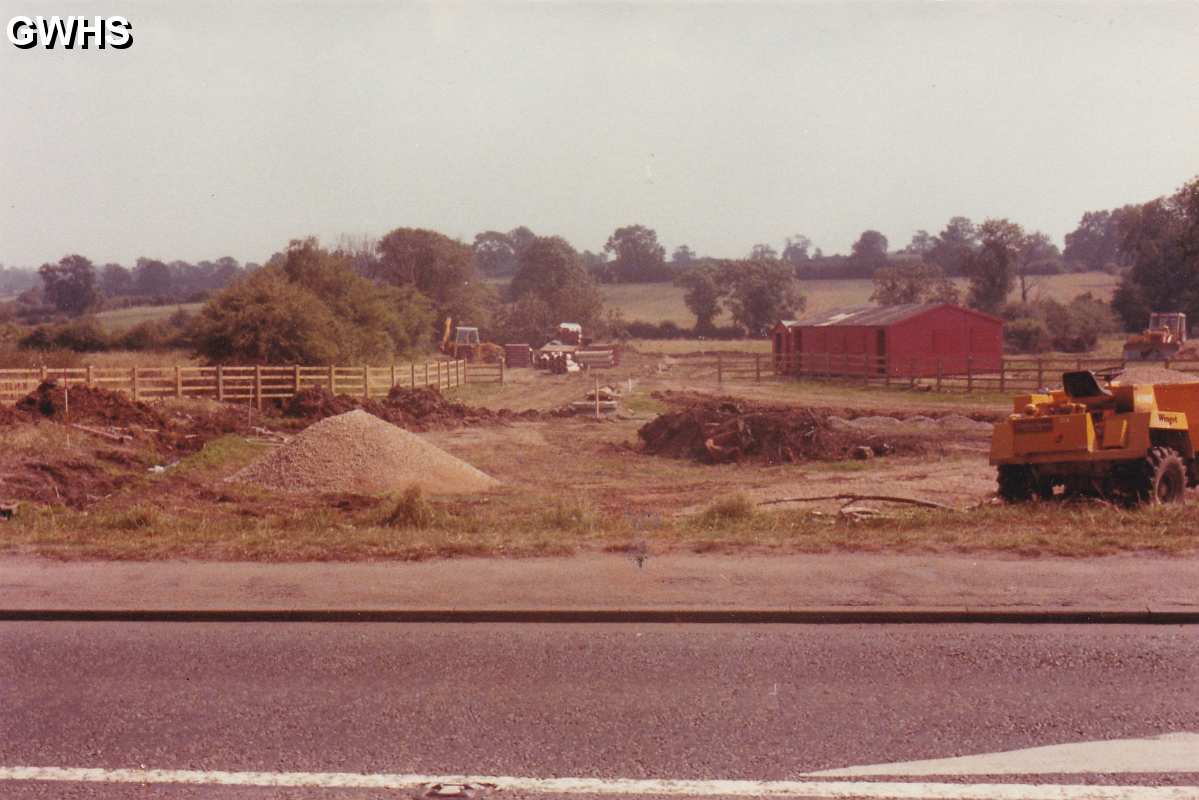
<box><xmin>1037</xmin><ymin>358</ymin><xmax>1044</xmax><ymax>389</ymax></box>
<box><xmin>425</xmin><ymin>362</ymin><xmax>430</xmax><ymax>388</ymax></box>
<box><xmin>362</xmin><ymin>366</ymin><xmax>370</xmax><ymax>398</ymax></box>
<box><xmin>294</xmin><ymin>365</ymin><xmax>301</xmax><ymax>395</ymax></box>
<box><xmin>391</xmin><ymin>364</ymin><xmax>397</xmax><ymax>389</ymax></box>
<box><xmin>86</xmin><ymin>365</ymin><xmax>94</xmax><ymax>387</ymax></box>
<box><xmin>217</xmin><ymin>365</ymin><xmax>225</xmax><ymax>402</ymax></box>
<box><xmin>328</xmin><ymin>365</ymin><xmax>335</xmax><ymax>394</ymax></box>
<box><xmin>937</xmin><ymin>359</ymin><xmax>943</xmax><ymax>392</ymax></box>
<box><xmin>499</xmin><ymin>358</ymin><xmax>504</xmax><ymax>385</ymax></box>
<box><xmin>131</xmin><ymin>367</ymin><xmax>139</xmax><ymax>402</ymax></box>
<box><xmin>595</xmin><ymin>374</ymin><xmax>600</xmax><ymax>420</ymax></box>
<box><xmin>754</xmin><ymin>353</ymin><xmax>761</xmax><ymax>383</ymax></box>
<box><xmin>254</xmin><ymin>365</ymin><xmax>263</xmax><ymax>411</ymax></box>
<box><xmin>966</xmin><ymin>357</ymin><xmax>974</xmax><ymax>393</ymax></box>
<box><xmin>175</xmin><ymin>365</ymin><xmax>183</xmax><ymax>399</ymax></box>
<box><xmin>999</xmin><ymin>359</ymin><xmax>1005</xmax><ymax>393</ymax></box>
<box><xmin>884</xmin><ymin>355</ymin><xmax>891</xmax><ymax>387</ymax></box>
<box><xmin>717</xmin><ymin>352</ymin><xmax>723</xmax><ymax>384</ymax></box>
<box><xmin>40</xmin><ymin>365</ymin><xmax>48</xmax><ymax>383</ymax></box>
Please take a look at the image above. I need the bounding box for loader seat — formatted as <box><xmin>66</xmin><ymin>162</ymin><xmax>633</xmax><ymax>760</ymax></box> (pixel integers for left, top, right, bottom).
<box><xmin>1062</xmin><ymin>371</ymin><xmax>1110</xmax><ymax>399</ymax></box>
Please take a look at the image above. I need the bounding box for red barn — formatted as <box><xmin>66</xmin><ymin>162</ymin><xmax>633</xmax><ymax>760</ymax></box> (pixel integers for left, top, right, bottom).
<box><xmin>772</xmin><ymin>303</ymin><xmax>1003</xmax><ymax>377</ymax></box>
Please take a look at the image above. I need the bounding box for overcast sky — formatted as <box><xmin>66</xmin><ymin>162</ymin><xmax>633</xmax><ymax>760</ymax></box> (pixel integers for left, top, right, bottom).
<box><xmin>2</xmin><ymin>1</ymin><xmax>1198</xmax><ymax>268</ymax></box>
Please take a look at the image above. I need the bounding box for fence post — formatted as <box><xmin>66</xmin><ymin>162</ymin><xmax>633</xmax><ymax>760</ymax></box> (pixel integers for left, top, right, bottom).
<box><xmin>999</xmin><ymin>359</ymin><xmax>1005</xmax><ymax>393</ymax></box>
<box><xmin>293</xmin><ymin>365</ymin><xmax>301</xmax><ymax>395</ymax></box>
<box><xmin>362</xmin><ymin>366</ymin><xmax>370</xmax><ymax>398</ymax></box>
<box><xmin>410</xmin><ymin>362</ymin><xmax>415</xmax><ymax>389</ymax></box>
<box><xmin>966</xmin><ymin>357</ymin><xmax>974</xmax><ymax>393</ymax></box>
<box><xmin>175</xmin><ymin>365</ymin><xmax>183</xmax><ymax>399</ymax></box>
<box><xmin>328</xmin><ymin>365</ymin><xmax>335</xmax><ymax>394</ymax></box>
<box><xmin>391</xmin><ymin>364</ymin><xmax>397</xmax><ymax>389</ymax></box>
<box><xmin>254</xmin><ymin>365</ymin><xmax>263</xmax><ymax>411</ymax></box>
<box><xmin>40</xmin><ymin>365</ymin><xmax>47</xmax><ymax>383</ymax></box>
<box><xmin>85</xmin><ymin>365</ymin><xmax>94</xmax><ymax>387</ymax></box>
<box><xmin>1037</xmin><ymin>358</ymin><xmax>1044</xmax><ymax>389</ymax></box>
<box><xmin>717</xmin><ymin>353</ymin><xmax>723</xmax><ymax>384</ymax></box>
<box><xmin>425</xmin><ymin>362</ymin><xmax>430</xmax><ymax>388</ymax></box>
<box><xmin>937</xmin><ymin>359</ymin><xmax>943</xmax><ymax>392</ymax></box>
<box><xmin>755</xmin><ymin>353</ymin><xmax>761</xmax><ymax>383</ymax></box>
<box><xmin>131</xmin><ymin>367</ymin><xmax>139</xmax><ymax>402</ymax></box>
<box><xmin>217</xmin><ymin>365</ymin><xmax>225</xmax><ymax>402</ymax></box>
<box><xmin>499</xmin><ymin>358</ymin><xmax>504</xmax><ymax>385</ymax></box>
<box><xmin>884</xmin><ymin>354</ymin><xmax>891</xmax><ymax>387</ymax></box>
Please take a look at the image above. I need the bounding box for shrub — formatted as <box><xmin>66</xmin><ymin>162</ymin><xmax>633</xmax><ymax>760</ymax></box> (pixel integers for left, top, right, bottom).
<box><xmin>383</xmin><ymin>485</ymin><xmax>436</xmax><ymax>529</ymax></box>
<box><xmin>1005</xmin><ymin>317</ymin><xmax>1050</xmax><ymax>353</ymax></box>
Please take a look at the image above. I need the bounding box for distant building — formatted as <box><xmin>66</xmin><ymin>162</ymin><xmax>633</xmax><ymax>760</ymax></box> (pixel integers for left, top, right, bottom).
<box><xmin>772</xmin><ymin>303</ymin><xmax>1004</xmax><ymax>377</ymax></box>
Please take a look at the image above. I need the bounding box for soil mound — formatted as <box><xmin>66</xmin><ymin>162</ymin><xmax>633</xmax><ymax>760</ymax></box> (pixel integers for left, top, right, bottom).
<box><xmin>15</xmin><ymin>381</ymin><xmax>166</xmax><ymax>428</ymax></box>
<box><xmin>639</xmin><ymin>396</ymin><xmax>934</xmax><ymax>464</ymax></box>
<box><xmin>283</xmin><ymin>386</ymin><xmax>541</xmax><ymax>430</ymax></box>
<box><xmin>232</xmin><ymin>409</ymin><xmax>499</xmax><ymax>495</ymax></box>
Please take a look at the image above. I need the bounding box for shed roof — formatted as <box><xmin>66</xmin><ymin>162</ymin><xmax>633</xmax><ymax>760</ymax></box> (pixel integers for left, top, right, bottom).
<box><xmin>784</xmin><ymin>303</ymin><xmax>1001</xmax><ymax>328</ymax></box>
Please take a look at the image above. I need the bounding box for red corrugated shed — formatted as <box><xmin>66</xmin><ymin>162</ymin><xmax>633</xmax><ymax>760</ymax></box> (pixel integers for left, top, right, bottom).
<box><xmin>772</xmin><ymin>303</ymin><xmax>1004</xmax><ymax>377</ymax></box>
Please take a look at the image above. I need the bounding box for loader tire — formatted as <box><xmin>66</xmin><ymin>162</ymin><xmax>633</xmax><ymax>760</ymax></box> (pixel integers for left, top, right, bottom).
<box><xmin>997</xmin><ymin>464</ymin><xmax>1037</xmax><ymax>503</ymax></box>
<box><xmin>1138</xmin><ymin>447</ymin><xmax>1187</xmax><ymax>505</ymax></box>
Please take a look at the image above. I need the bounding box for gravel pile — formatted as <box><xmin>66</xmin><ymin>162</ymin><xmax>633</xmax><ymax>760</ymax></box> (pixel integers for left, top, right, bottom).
<box><xmin>231</xmin><ymin>409</ymin><xmax>498</xmax><ymax>495</ymax></box>
<box><xmin>1110</xmin><ymin>366</ymin><xmax>1199</xmax><ymax>386</ymax></box>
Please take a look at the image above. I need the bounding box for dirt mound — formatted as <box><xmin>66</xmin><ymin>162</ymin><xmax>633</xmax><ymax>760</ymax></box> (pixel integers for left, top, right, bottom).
<box><xmin>231</xmin><ymin>409</ymin><xmax>499</xmax><ymax>495</ymax></box>
<box><xmin>1110</xmin><ymin>366</ymin><xmax>1199</xmax><ymax>386</ymax></box>
<box><xmin>639</xmin><ymin>396</ymin><xmax>935</xmax><ymax>464</ymax></box>
<box><xmin>15</xmin><ymin>381</ymin><xmax>166</xmax><ymax>428</ymax></box>
<box><xmin>650</xmin><ymin>390</ymin><xmax>1001</xmax><ymax>423</ymax></box>
<box><xmin>283</xmin><ymin>386</ymin><xmax>542</xmax><ymax>430</ymax></box>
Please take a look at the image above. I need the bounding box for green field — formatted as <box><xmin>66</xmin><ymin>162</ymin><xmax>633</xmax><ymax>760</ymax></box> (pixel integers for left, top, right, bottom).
<box><xmin>603</xmin><ymin>272</ymin><xmax>1121</xmax><ymax>327</ymax></box>
<box><xmin>93</xmin><ymin>302</ymin><xmax>204</xmax><ymax>332</ymax></box>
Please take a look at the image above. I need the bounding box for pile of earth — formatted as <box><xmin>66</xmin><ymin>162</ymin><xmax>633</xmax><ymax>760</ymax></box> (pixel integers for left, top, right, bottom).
<box><xmin>232</xmin><ymin>409</ymin><xmax>499</xmax><ymax>495</ymax></box>
<box><xmin>6</xmin><ymin>380</ymin><xmax>249</xmax><ymax>453</ymax></box>
<box><xmin>283</xmin><ymin>386</ymin><xmax>545</xmax><ymax>431</ymax></box>
<box><xmin>1109</xmin><ymin>365</ymin><xmax>1199</xmax><ymax>386</ymax></box>
<box><xmin>639</xmin><ymin>394</ymin><xmax>944</xmax><ymax>464</ymax></box>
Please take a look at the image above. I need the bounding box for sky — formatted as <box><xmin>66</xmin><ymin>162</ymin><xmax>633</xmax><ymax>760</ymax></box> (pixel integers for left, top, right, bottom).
<box><xmin>2</xmin><ymin>1</ymin><xmax>1199</xmax><ymax>268</ymax></box>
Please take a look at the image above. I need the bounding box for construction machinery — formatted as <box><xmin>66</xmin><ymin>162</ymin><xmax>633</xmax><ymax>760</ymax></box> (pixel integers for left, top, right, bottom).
<box><xmin>1122</xmin><ymin>312</ymin><xmax>1187</xmax><ymax>361</ymax></box>
<box><xmin>440</xmin><ymin>319</ymin><xmax>504</xmax><ymax>363</ymax></box>
<box><xmin>990</xmin><ymin>370</ymin><xmax>1199</xmax><ymax>504</ymax></box>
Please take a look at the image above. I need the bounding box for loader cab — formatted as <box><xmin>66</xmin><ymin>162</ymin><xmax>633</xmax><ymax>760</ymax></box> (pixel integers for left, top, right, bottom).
<box><xmin>1148</xmin><ymin>313</ymin><xmax>1186</xmax><ymax>342</ymax></box>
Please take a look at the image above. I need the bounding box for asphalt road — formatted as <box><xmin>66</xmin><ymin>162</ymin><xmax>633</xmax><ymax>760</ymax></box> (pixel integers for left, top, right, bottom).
<box><xmin>1</xmin><ymin>623</ymin><xmax>1197</xmax><ymax>799</ymax></box>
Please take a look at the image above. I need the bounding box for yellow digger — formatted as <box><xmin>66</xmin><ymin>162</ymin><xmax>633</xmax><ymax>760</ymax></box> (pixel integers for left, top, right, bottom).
<box><xmin>439</xmin><ymin>318</ymin><xmax>504</xmax><ymax>363</ymax></box>
<box><xmin>1122</xmin><ymin>312</ymin><xmax>1187</xmax><ymax>361</ymax></box>
<box><xmin>990</xmin><ymin>370</ymin><xmax>1199</xmax><ymax>504</ymax></box>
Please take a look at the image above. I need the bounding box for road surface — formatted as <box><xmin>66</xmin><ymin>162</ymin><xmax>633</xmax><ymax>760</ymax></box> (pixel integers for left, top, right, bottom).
<box><xmin>1</xmin><ymin>622</ymin><xmax>1197</xmax><ymax>798</ymax></box>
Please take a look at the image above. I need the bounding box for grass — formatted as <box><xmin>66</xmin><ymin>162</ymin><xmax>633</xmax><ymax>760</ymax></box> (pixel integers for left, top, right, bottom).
<box><xmin>601</xmin><ymin>272</ymin><xmax>1120</xmax><ymax>328</ymax></box>
<box><xmin>93</xmin><ymin>303</ymin><xmax>205</xmax><ymax>333</ymax></box>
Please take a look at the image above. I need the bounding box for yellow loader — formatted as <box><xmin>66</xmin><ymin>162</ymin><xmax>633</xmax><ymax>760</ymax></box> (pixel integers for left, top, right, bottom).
<box><xmin>990</xmin><ymin>371</ymin><xmax>1198</xmax><ymax>504</ymax></box>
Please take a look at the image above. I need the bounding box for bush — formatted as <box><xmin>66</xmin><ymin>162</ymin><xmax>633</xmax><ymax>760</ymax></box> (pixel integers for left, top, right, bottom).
<box><xmin>383</xmin><ymin>485</ymin><xmax>436</xmax><ymax>529</ymax></box>
<box><xmin>1005</xmin><ymin>317</ymin><xmax>1050</xmax><ymax>353</ymax></box>
<box><xmin>19</xmin><ymin>319</ymin><xmax>110</xmax><ymax>352</ymax></box>
<box><xmin>1002</xmin><ymin>294</ymin><xmax>1120</xmax><ymax>353</ymax></box>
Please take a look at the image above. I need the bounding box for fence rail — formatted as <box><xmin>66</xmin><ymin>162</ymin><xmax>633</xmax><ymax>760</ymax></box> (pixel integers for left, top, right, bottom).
<box><xmin>676</xmin><ymin>352</ymin><xmax>1184</xmax><ymax>394</ymax></box>
<box><xmin>0</xmin><ymin>360</ymin><xmax>468</xmax><ymax>406</ymax></box>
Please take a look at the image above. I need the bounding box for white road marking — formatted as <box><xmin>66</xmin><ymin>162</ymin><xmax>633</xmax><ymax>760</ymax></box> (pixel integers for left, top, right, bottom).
<box><xmin>807</xmin><ymin>732</ymin><xmax>1199</xmax><ymax>777</ymax></box>
<box><xmin>0</xmin><ymin>766</ymin><xmax>1197</xmax><ymax>799</ymax></box>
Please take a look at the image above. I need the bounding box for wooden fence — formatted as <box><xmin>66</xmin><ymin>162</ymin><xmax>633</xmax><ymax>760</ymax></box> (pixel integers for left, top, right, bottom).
<box><xmin>0</xmin><ymin>360</ymin><xmax>469</xmax><ymax>407</ymax></box>
<box><xmin>680</xmin><ymin>352</ymin><xmax>1184</xmax><ymax>394</ymax></box>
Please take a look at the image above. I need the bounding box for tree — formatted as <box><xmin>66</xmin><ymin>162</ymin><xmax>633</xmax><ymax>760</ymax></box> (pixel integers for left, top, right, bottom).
<box><xmin>781</xmin><ymin>235</ymin><xmax>813</xmax><ymax>265</ymax></box>
<box><xmin>870</xmin><ymin>263</ymin><xmax>959</xmax><ymax>306</ymax></box>
<box><xmin>1110</xmin><ymin>177</ymin><xmax>1199</xmax><ymax>331</ymax></box>
<box><xmin>927</xmin><ymin>216</ymin><xmax>979</xmax><ymax>275</ymax></box>
<box><xmin>720</xmin><ymin>260</ymin><xmax>804</xmax><ymax>336</ymax></box>
<box><xmin>671</xmin><ymin>245</ymin><xmax>696</xmax><ymax>266</ymax></box>
<box><xmin>472</xmin><ymin>231</ymin><xmax>518</xmax><ymax>277</ymax></box>
<box><xmin>133</xmin><ymin>258</ymin><xmax>173</xmax><ymax>297</ymax></box>
<box><xmin>1014</xmin><ymin>230</ymin><xmax>1061</xmax><ymax>302</ymax></box>
<box><xmin>603</xmin><ymin>224</ymin><xmax>670</xmax><ymax>282</ymax></box>
<box><xmin>901</xmin><ymin>230</ymin><xmax>937</xmax><ymax>258</ymax></box>
<box><xmin>749</xmin><ymin>243</ymin><xmax>778</xmax><ymax>261</ymax></box>
<box><xmin>508</xmin><ymin>235</ymin><xmax>603</xmax><ymax>331</ymax></box>
<box><xmin>1063</xmin><ymin>208</ymin><xmax>1136</xmax><ymax>272</ymax></box>
<box><xmin>674</xmin><ymin>265</ymin><xmax>725</xmax><ymax>333</ymax></box>
<box><xmin>965</xmin><ymin>219</ymin><xmax>1024</xmax><ymax>313</ymax></box>
<box><xmin>38</xmin><ymin>254</ymin><xmax>98</xmax><ymax>315</ymax></box>
<box><xmin>374</xmin><ymin>227</ymin><xmax>485</xmax><ymax>327</ymax></box>
<box><xmin>849</xmin><ymin>230</ymin><xmax>889</xmax><ymax>273</ymax></box>
<box><xmin>99</xmin><ymin>263</ymin><xmax>133</xmax><ymax>297</ymax></box>
<box><xmin>192</xmin><ymin>239</ymin><xmax>433</xmax><ymax>364</ymax></box>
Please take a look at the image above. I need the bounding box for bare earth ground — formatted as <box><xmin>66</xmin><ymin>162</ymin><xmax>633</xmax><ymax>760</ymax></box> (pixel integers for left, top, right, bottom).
<box><xmin>0</xmin><ymin>349</ymin><xmax>1195</xmax><ymax>560</ymax></box>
